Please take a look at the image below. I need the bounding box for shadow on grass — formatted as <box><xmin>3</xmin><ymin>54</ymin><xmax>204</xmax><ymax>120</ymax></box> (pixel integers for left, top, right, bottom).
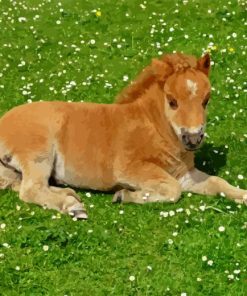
<box><xmin>195</xmin><ymin>143</ymin><xmax>227</xmax><ymax>176</ymax></box>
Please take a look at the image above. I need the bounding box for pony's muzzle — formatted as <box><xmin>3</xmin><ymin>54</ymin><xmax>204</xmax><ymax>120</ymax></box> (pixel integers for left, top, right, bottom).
<box><xmin>181</xmin><ymin>128</ymin><xmax>204</xmax><ymax>151</ymax></box>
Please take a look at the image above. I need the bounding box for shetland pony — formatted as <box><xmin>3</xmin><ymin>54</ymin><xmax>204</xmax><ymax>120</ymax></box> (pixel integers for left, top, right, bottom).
<box><xmin>0</xmin><ymin>53</ymin><xmax>246</xmax><ymax>219</ymax></box>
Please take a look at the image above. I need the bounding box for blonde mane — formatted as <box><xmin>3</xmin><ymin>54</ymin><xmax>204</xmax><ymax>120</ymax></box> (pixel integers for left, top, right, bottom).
<box><xmin>115</xmin><ymin>53</ymin><xmax>197</xmax><ymax>104</ymax></box>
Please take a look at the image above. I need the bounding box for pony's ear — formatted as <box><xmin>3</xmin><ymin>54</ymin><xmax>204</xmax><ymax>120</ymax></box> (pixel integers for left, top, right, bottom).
<box><xmin>151</xmin><ymin>59</ymin><xmax>173</xmax><ymax>82</ymax></box>
<box><xmin>197</xmin><ymin>53</ymin><xmax>210</xmax><ymax>76</ymax></box>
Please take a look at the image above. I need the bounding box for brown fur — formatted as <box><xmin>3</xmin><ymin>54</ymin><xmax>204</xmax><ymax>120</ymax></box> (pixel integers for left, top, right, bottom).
<box><xmin>0</xmin><ymin>53</ymin><xmax>246</xmax><ymax>219</ymax></box>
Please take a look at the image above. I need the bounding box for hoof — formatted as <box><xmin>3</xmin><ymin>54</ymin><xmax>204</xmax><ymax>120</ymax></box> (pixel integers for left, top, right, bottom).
<box><xmin>112</xmin><ymin>190</ymin><xmax>126</xmax><ymax>203</ymax></box>
<box><xmin>67</xmin><ymin>202</ymin><xmax>88</xmax><ymax>219</ymax></box>
<box><xmin>69</xmin><ymin>210</ymin><xmax>88</xmax><ymax>219</ymax></box>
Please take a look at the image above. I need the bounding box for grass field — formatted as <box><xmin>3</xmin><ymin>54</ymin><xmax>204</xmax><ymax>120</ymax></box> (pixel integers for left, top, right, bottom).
<box><xmin>0</xmin><ymin>0</ymin><xmax>247</xmax><ymax>295</ymax></box>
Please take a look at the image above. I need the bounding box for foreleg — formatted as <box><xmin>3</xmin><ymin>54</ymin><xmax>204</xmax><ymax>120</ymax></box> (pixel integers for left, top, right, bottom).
<box><xmin>113</xmin><ymin>163</ymin><xmax>182</xmax><ymax>204</ymax></box>
<box><xmin>179</xmin><ymin>169</ymin><xmax>247</xmax><ymax>204</ymax></box>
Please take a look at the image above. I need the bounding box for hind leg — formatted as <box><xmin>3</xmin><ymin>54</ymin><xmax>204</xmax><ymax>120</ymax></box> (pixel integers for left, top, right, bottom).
<box><xmin>0</xmin><ymin>160</ymin><xmax>21</xmax><ymax>192</ymax></box>
<box><xmin>17</xmin><ymin>153</ymin><xmax>87</xmax><ymax>219</ymax></box>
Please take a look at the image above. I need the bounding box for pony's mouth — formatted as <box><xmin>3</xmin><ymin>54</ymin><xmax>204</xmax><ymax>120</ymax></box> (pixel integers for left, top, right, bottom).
<box><xmin>184</xmin><ymin>143</ymin><xmax>202</xmax><ymax>151</ymax></box>
<box><xmin>171</xmin><ymin>123</ymin><xmax>205</xmax><ymax>151</ymax></box>
<box><xmin>181</xmin><ymin>130</ymin><xmax>204</xmax><ymax>151</ymax></box>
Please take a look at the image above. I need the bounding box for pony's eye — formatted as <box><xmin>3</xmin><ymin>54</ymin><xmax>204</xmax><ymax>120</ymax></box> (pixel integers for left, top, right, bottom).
<box><xmin>202</xmin><ymin>99</ymin><xmax>209</xmax><ymax>108</ymax></box>
<box><xmin>202</xmin><ymin>93</ymin><xmax>210</xmax><ymax>108</ymax></box>
<box><xmin>167</xmin><ymin>95</ymin><xmax>178</xmax><ymax>110</ymax></box>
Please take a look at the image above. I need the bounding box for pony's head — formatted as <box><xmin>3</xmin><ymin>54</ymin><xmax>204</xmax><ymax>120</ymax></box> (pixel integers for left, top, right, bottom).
<box><xmin>152</xmin><ymin>53</ymin><xmax>211</xmax><ymax>151</ymax></box>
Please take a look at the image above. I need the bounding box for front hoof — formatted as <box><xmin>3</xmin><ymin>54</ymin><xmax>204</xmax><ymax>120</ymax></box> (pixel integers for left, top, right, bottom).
<box><xmin>112</xmin><ymin>190</ymin><xmax>125</xmax><ymax>203</ymax></box>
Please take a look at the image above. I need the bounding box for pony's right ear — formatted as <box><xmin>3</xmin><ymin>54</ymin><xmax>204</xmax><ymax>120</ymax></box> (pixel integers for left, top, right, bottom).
<box><xmin>151</xmin><ymin>59</ymin><xmax>173</xmax><ymax>82</ymax></box>
<box><xmin>197</xmin><ymin>53</ymin><xmax>210</xmax><ymax>76</ymax></box>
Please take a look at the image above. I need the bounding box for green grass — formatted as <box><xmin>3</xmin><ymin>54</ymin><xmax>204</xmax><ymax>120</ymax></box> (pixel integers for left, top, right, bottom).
<box><xmin>0</xmin><ymin>0</ymin><xmax>247</xmax><ymax>295</ymax></box>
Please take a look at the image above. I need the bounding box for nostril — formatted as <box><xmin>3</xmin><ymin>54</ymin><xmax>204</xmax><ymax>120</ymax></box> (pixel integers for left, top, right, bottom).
<box><xmin>197</xmin><ymin>134</ymin><xmax>204</xmax><ymax>144</ymax></box>
<box><xmin>182</xmin><ymin>134</ymin><xmax>188</xmax><ymax>144</ymax></box>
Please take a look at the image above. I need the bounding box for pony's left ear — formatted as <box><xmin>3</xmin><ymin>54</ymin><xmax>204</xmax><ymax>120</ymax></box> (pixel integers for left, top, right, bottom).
<box><xmin>151</xmin><ymin>59</ymin><xmax>173</xmax><ymax>82</ymax></box>
<box><xmin>197</xmin><ymin>53</ymin><xmax>210</xmax><ymax>76</ymax></box>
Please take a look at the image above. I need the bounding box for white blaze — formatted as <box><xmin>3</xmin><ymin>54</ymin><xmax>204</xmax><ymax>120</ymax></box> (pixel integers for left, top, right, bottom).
<box><xmin>186</xmin><ymin>79</ymin><xmax>198</xmax><ymax>96</ymax></box>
